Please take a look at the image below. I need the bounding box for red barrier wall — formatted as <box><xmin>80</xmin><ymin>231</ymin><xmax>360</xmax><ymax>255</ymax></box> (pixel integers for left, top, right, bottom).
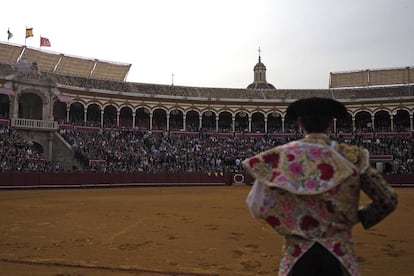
<box><xmin>0</xmin><ymin>172</ymin><xmax>412</xmax><ymax>188</ymax></box>
<box><xmin>0</xmin><ymin>172</ymin><xmax>234</xmax><ymax>188</ymax></box>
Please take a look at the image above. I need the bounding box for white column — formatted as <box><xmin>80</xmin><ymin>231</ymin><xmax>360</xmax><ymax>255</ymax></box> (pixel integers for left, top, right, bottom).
<box><xmin>371</xmin><ymin>116</ymin><xmax>375</xmax><ymax>132</ymax></box>
<box><xmin>149</xmin><ymin>113</ymin><xmax>153</xmax><ymax>130</ymax></box>
<box><xmin>66</xmin><ymin>106</ymin><xmax>70</xmax><ymax>123</ymax></box>
<box><xmin>166</xmin><ymin>114</ymin><xmax>170</xmax><ymax>130</ymax></box>
<box><xmin>183</xmin><ymin>115</ymin><xmax>186</xmax><ymax>131</ymax></box>
<box><xmin>132</xmin><ymin>111</ymin><xmax>136</xmax><ymax>129</ymax></box>
<box><xmin>48</xmin><ymin>132</ymin><xmax>53</xmax><ymax>161</ymax></box>
<box><xmin>282</xmin><ymin>118</ymin><xmax>285</xmax><ymax>133</ymax></box>
<box><xmin>215</xmin><ymin>117</ymin><xmax>219</xmax><ymax>132</ymax></box>
<box><xmin>352</xmin><ymin>116</ymin><xmax>356</xmax><ymax>132</ymax></box>
<box><xmin>199</xmin><ymin>116</ymin><xmax>202</xmax><ymax>131</ymax></box>
<box><xmin>84</xmin><ymin>110</ymin><xmax>87</xmax><ymax>125</ymax></box>
<box><xmin>264</xmin><ymin>118</ymin><xmax>268</xmax><ymax>133</ymax></box>
<box><xmin>12</xmin><ymin>94</ymin><xmax>18</xmax><ymax>118</ymax></box>
<box><xmin>100</xmin><ymin>110</ymin><xmax>104</xmax><ymax>128</ymax></box>
<box><xmin>390</xmin><ymin>115</ymin><xmax>394</xmax><ymax>131</ymax></box>
<box><xmin>248</xmin><ymin>116</ymin><xmax>252</xmax><ymax>132</ymax></box>
<box><xmin>232</xmin><ymin>116</ymin><xmax>235</xmax><ymax>132</ymax></box>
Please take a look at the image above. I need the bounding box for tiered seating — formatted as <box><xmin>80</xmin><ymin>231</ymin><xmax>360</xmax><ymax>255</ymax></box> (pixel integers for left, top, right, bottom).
<box><xmin>59</xmin><ymin>127</ymin><xmax>414</xmax><ymax>174</ymax></box>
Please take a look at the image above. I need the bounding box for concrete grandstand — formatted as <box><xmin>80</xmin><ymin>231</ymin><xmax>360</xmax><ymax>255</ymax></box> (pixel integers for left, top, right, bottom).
<box><xmin>0</xmin><ymin>41</ymin><xmax>413</xmax><ymax>187</ymax></box>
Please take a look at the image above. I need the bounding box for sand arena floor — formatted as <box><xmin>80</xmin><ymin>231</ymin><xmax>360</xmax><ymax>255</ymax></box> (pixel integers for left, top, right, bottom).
<box><xmin>0</xmin><ymin>186</ymin><xmax>412</xmax><ymax>276</ymax></box>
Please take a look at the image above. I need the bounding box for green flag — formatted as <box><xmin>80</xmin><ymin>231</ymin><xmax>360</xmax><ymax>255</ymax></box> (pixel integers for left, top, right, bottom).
<box><xmin>7</xmin><ymin>29</ymin><xmax>13</xmax><ymax>40</ymax></box>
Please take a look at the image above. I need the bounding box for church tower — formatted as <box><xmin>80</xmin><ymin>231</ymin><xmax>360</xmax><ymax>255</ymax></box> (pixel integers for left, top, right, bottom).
<box><xmin>247</xmin><ymin>48</ymin><xmax>276</xmax><ymax>89</ymax></box>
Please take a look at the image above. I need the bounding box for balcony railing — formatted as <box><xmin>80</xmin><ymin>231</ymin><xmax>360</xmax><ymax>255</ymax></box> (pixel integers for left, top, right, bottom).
<box><xmin>11</xmin><ymin>118</ymin><xmax>57</xmax><ymax>131</ymax></box>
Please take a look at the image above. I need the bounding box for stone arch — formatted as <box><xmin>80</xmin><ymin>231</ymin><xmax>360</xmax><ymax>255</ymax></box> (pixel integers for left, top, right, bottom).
<box><xmin>32</xmin><ymin>141</ymin><xmax>44</xmax><ymax>155</ymax></box>
<box><xmin>201</xmin><ymin>110</ymin><xmax>216</xmax><ymax>131</ymax></box>
<box><xmin>267</xmin><ymin>111</ymin><xmax>282</xmax><ymax>133</ymax></box>
<box><xmin>103</xmin><ymin>104</ymin><xmax>117</xmax><ymax>128</ymax></box>
<box><xmin>355</xmin><ymin>110</ymin><xmax>373</xmax><ymax>132</ymax></box>
<box><xmin>69</xmin><ymin>102</ymin><xmax>85</xmax><ymax>125</ymax></box>
<box><xmin>336</xmin><ymin>111</ymin><xmax>353</xmax><ymax>133</ymax></box>
<box><xmin>135</xmin><ymin>107</ymin><xmax>150</xmax><ymax>129</ymax></box>
<box><xmin>153</xmin><ymin>108</ymin><xmax>167</xmax><ymax>130</ymax></box>
<box><xmin>235</xmin><ymin>111</ymin><xmax>248</xmax><ymax>132</ymax></box>
<box><xmin>119</xmin><ymin>106</ymin><xmax>133</xmax><ymax>128</ymax></box>
<box><xmin>18</xmin><ymin>92</ymin><xmax>43</xmax><ymax>120</ymax></box>
<box><xmin>53</xmin><ymin>100</ymin><xmax>67</xmax><ymax>123</ymax></box>
<box><xmin>0</xmin><ymin>94</ymin><xmax>10</xmax><ymax>118</ymax></box>
<box><xmin>185</xmin><ymin>110</ymin><xmax>200</xmax><ymax>131</ymax></box>
<box><xmin>393</xmin><ymin>109</ymin><xmax>410</xmax><ymax>131</ymax></box>
<box><xmin>87</xmin><ymin>103</ymin><xmax>101</xmax><ymax>126</ymax></box>
<box><xmin>374</xmin><ymin>109</ymin><xmax>391</xmax><ymax>131</ymax></box>
<box><xmin>251</xmin><ymin>111</ymin><xmax>265</xmax><ymax>133</ymax></box>
<box><xmin>218</xmin><ymin>111</ymin><xmax>232</xmax><ymax>132</ymax></box>
<box><xmin>169</xmin><ymin>108</ymin><xmax>184</xmax><ymax>130</ymax></box>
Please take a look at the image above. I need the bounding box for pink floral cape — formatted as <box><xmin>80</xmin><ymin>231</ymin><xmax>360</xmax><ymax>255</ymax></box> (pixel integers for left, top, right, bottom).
<box><xmin>243</xmin><ymin>141</ymin><xmax>356</xmax><ymax>195</ymax></box>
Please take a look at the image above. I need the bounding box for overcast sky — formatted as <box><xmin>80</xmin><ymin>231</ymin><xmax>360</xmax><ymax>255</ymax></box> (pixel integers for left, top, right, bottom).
<box><xmin>2</xmin><ymin>0</ymin><xmax>413</xmax><ymax>89</ymax></box>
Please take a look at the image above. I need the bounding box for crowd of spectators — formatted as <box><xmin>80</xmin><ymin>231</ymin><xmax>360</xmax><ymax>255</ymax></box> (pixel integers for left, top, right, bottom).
<box><xmin>60</xmin><ymin>128</ymin><xmax>292</xmax><ymax>173</ymax></box>
<box><xmin>1</xmin><ymin>125</ymin><xmax>413</xmax><ymax>174</ymax></box>
<box><xmin>60</xmin><ymin>128</ymin><xmax>414</xmax><ymax>174</ymax></box>
<box><xmin>0</xmin><ymin>126</ymin><xmax>63</xmax><ymax>172</ymax></box>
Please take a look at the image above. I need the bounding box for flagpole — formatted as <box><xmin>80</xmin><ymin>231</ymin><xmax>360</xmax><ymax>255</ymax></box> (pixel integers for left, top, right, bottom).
<box><xmin>25</xmin><ymin>26</ymin><xmax>27</xmax><ymax>46</ymax></box>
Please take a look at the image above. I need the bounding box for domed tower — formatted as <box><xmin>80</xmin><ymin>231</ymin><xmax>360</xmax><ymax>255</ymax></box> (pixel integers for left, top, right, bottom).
<box><xmin>247</xmin><ymin>48</ymin><xmax>276</xmax><ymax>89</ymax></box>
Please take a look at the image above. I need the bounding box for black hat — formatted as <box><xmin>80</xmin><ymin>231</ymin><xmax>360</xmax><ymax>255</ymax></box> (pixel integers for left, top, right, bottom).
<box><xmin>286</xmin><ymin>97</ymin><xmax>348</xmax><ymax>120</ymax></box>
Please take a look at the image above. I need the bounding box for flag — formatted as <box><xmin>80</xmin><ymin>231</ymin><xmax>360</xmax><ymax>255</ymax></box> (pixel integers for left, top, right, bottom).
<box><xmin>7</xmin><ymin>29</ymin><xmax>13</xmax><ymax>40</ymax></box>
<box><xmin>40</xmin><ymin>36</ymin><xmax>51</xmax><ymax>47</ymax></box>
<box><xmin>26</xmin><ymin>27</ymin><xmax>33</xmax><ymax>38</ymax></box>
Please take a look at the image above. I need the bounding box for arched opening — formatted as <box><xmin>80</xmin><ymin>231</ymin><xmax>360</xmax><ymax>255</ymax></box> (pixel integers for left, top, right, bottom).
<box><xmin>218</xmin><ymin>111</ymin><xmax>232</xmax><ymax>132</ymax></box>
<box><xmin>53</xmin><ymin>100</ymin><xmax>66</xmax><ymax>123</ymax></box>
<box><xmin>0</xmin><ymin>94</ymin><xmax>10</xmax><ymax>118</ymax></box>
<box><xmin>267</xmin><ymin>112</ymin><xmax>282</xmax><ymax>133</ymax></box>
<box><xmin>135</xmin><ymin>107</ymin><xmax>150</xmax><ymax>129</ymax></box>
<box><xmin>201</xmin><ymin>111</ymin><xmax>215</xmax><ymax>132</ymax></box>
<box><xmin>169</xmin><ymin>109</ymin><xmax>183</xmax><ymax>130</ymax></box>
<box><xmin>394</xmin><ymin>109</ymin><xmax>410</xmax><ymax>132</ymax></box>
<box><xmin>119</xmin><ymin>106</ymin><xmax>133</xmax><ymax>128</ymax></box>
<box><xmin>235</xmin><ymin>111</ymin><xmax>248</xmax><ymax>132</ymax></box>
<box><xmin>284</xmin><ymin>115</ymin><xmax>299</xmax><ymax>134</ymax></box>
<box><xmin>336</xmin><ymin>112</ymin><xmax>353</xmax><ymax>133</ymax></box>
<box><xmin>185</xmin><ymin>110</ymin><xmax>199</xmax><ymax>131</ymax></box>
<box><xmin>251</xmin><ymin>112</ymin><xmax>265</xmax><ymax>133</ymax></box>
<box><xmin>103</xmin><ymin>105</ymin><xmax>117</xmax><ymax>128</ymax></box>
<box><xmin>87</xmin><ymin>104</ymin><xmax>101</xmax><ymax>127</ymax></box>
<box><xmin>153</xmin><ymin>108</ymin><xmax>167</xmax><ymax>130</ymax></box>
<box><xmin>355</xmin><ymin>111</ymin><xmax>372</xmax><ymax>132</ymax></box>
<box><xmin>18</xmin><ymin>92</ymin><xmax>42</xmax><ymax>120</ymax></box>
<box><xmin>374</xmin><ymin>110</ymin><xmax>391</xmax><ymax>132</ymax></box>
<box><xmin>32</xmin><ymin>141</ymin><xmax>44</xmax><ymax>155</ymax></box>
<box><xmin>69</xmin><ymin>102</ymin><xmax>84</xmax><ymax>125</ymax></box>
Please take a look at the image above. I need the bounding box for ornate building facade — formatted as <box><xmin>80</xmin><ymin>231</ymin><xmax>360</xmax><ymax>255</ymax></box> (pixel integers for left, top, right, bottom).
<box><xmin>0</xmin><ymin>42</ymin><xmax>413</xmax><ymax>163</ymax></box>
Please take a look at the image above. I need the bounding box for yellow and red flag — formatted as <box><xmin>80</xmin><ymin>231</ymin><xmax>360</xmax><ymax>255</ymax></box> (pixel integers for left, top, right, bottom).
<box><xmin>25</xmin><ymin>27</ymin><xmax>33</xmax><ymax>38</ymax></box>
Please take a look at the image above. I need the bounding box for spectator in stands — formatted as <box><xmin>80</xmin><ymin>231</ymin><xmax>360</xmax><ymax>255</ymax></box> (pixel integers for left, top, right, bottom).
<box><xmin>242</xmin><ymin>97</ymin><xmax>398</xmax><ymax>276</ymax></box>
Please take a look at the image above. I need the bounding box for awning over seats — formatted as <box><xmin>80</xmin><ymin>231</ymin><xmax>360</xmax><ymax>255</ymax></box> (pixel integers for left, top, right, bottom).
<box><xmin>0</xmin><ymin>87</ymin><xmax>14</xmax><ymax>96</ymax></box>
<box><xmin>56</xmin><ymin>93</ymin><xmax>73</xmax><ymax>103</ymax></box>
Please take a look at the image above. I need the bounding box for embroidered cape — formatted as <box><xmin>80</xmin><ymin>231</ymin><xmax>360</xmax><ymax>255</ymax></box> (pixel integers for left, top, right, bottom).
<box><xmin>243</xmin><ymin>134</ymin><xmax>398</xmax><ymax>276</ymax></box>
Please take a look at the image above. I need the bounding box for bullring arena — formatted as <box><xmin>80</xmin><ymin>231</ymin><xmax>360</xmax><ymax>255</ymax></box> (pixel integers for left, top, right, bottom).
<box><xmin>0</xmin><ymin>42</ymin><xmax>413</xmax><ymax>275</ymax></box>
